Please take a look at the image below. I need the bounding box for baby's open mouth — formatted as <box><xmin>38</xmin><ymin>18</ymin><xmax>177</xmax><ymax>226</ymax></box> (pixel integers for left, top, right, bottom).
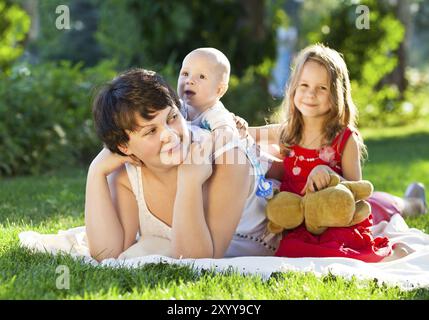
<box><xmin>184</xmin><ymin>90</ymin><xmax>196</xmax><ymax>97</ymax></box>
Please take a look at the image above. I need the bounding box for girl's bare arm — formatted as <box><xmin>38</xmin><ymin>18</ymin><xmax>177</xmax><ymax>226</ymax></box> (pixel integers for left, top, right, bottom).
<box><xmin>248</xmin><ymin>123</ymin><xmax>282</xmax><ymax>145</ymax></box>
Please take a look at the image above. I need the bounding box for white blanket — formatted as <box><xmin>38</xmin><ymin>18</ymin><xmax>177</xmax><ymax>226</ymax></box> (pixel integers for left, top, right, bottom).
<box><xmin>18</xmin><ymin>214</ymin><xmax>429</xmax><ymax>291</ymax></box>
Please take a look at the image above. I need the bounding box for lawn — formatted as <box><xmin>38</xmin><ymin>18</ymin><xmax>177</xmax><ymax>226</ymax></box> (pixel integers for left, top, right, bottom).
<box><xmin>1</xmin><ymin>123</ymin><xmax>429</xmax><ymax>300</ymax></box>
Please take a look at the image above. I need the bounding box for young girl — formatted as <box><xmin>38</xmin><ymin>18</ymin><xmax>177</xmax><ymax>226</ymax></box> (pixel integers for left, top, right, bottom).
<box><xmin>251</xmin><ymin>44</ymin><xmax>427</xmax><ymax>262</ymax></box>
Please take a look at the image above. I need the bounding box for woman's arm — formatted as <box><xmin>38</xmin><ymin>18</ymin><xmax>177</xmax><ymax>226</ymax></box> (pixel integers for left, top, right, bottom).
<box><xmin>85</xmin><ymin>148</ymin><xmax>139</xmax><ymax>261</ymax></box>
<box><xmin>171</xmin><ymin>140</ymin><xmax>214</xmax><ymax>258</ymax></box>
<box><xmin>205</xmin><ymin>148</ymin><xmax>251</xmax><ymax>258</ymax></box>
<box><xmin>171</xmin><ymin>143</ymin><xmax>251</xmax><ymax>259</ymax></box>
<box><xmin>171</xmin><ymin>179</ymin><xmax>214</xmax><ymax>259</ymax></box>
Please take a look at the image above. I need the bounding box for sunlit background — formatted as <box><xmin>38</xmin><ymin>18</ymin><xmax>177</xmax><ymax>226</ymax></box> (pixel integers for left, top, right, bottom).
<box><xmin>1</xmin><ymin>0</ymin><xmax>428</xmax><ymax>176</ymax></box>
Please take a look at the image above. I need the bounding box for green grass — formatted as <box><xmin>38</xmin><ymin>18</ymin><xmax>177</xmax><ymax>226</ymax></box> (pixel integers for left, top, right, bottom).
<box><xmin>1</xmin><ymin>124</ymin><xmax>429</xmax><ymax>300</ymax></box>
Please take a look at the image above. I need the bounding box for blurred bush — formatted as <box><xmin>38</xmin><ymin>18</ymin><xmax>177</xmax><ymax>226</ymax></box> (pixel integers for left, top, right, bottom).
<box><xmin>95</xmin><ymin>0</ymin><xmax>278</xmax><ymax>77</ymax></box>
<box><xmin>0</xmin><ymin>60</ymin><xmax>116</xmax><ymax>176</ymax></box>
<box><xmin>2</xmin><ymin>0</ymin><xmax>427</xmax><ymax>177</ymax></box>
<box><xmin>223</xmin><ymin>58</ymin><xmax>280</xmax><ymax>126</ymax></box>
<box><xmin>0</xmin><ymin>57</ymin><xmax>280</xmax><ymax>177</ymax></box>
<box><xmin>357</xmin><ymin>66</ymin><xmax>429</xmax><ymax>127</ymax></box>
<box><xmin>94</xmin><ymin>0</ymin><xmax>284</xmax><ymax>126</ymax></box>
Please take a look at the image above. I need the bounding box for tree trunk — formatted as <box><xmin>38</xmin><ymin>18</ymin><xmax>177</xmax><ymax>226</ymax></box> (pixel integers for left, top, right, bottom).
<box><xmin>239</xmin><ymin>0</ymin><xmax>265</xmax><ymax>41</ymax></box>
<box><xmin>382</xmin><ymin>0</ymin><xmax>410</xmax><ymax>97</ymax></box>
<box><xmin>22</xmin><ymin>0</ymin><xmax>39</xmax><ymax>43</ymax></box>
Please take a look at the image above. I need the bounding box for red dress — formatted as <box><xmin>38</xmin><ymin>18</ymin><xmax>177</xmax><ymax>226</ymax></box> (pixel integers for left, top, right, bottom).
<box><xmin>275</xmin><ymin>127</ymin><xmax>392</xmax><ymax>262</ymax></box>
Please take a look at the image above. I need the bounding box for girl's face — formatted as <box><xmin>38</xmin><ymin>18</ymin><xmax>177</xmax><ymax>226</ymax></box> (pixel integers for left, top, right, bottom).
<box><xmin>123</xmin><ymin>106</ymin><xmax>190</xmax><ymax>169</ymax></box>
<box><xmin>293</xmin><ymin>60</ymin><xmax>332</xmax><ymax>119</ymax></box>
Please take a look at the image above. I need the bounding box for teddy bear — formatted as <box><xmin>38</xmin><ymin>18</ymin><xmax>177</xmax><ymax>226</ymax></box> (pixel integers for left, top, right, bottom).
<box><xmin>266</xmin><ymin>174</ymin><xmax>374</xmax><ymax>235</ymax></box>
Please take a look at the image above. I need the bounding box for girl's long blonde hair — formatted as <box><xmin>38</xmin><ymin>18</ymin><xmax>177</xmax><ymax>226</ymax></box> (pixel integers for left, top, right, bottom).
<box><xmin>279</xmin><ymin>44</ymin><xmax>366</xmax><ymax>159</ymax></box>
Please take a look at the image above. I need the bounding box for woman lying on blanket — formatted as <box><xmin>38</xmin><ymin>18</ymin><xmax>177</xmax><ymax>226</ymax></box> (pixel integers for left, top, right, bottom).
<box><xmin>86</xmin><ymin>68</ymin><xmax>282</xmax><ymax>261</ymax></box>
<box><xmin>245</xmin><ymin>44</ymin><xmax>428</xmax><ymax>262</ymax></box>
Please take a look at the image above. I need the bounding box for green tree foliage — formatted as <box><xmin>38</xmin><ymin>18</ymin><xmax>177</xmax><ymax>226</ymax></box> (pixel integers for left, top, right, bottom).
<box><xmin>0</xmin><ymin>0</ymin><xmax>30</xmax><ymax>72</ymax></box>
<box><xmin>95</xmin><ymin>0</ymin><xmax>286</xmax><ymax>125</ymax></box>
<box><xmin>96</xmin><ymin>0</ymin><xmax>277</xmax><ymax>76</ymax></box>
<box><xmin>308</xmin><ymin>0</ymin><xmax>404</xmax><ymax>85</ymax></box>
<box><xmin>31</xmin><ymin>0</ymin><xmax>103</xmax><ymax>67</ymax></box>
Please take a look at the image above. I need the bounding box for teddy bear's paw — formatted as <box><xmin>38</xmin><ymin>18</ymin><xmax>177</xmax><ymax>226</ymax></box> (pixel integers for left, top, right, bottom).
<box><xmin>267</xmin><ymin>221</ymin><xmax>285</xmax><ymax>234</ymax></box>
<box><xmin>266</xmin><ymin>192</ymin><xmax>304</xmax><ymax>230</ymax></box>
<box><xmin>349</xmin><ymin>200</ymin><xmax>371</xmax><ymax>225</ymax></box>
<box><xmin>342</xmin><ymin>180</ymin><xmax>374</xmax><ymax>200</ymax></box>
<box><xmin>305</xmin><ymin>223</ymin><xmax>328</xmax><ymax>236</ymax></box>
<box><xmin>327</xmin><ymin>174</ymin><xmax>341</xmax><ymax>187</ymax></box>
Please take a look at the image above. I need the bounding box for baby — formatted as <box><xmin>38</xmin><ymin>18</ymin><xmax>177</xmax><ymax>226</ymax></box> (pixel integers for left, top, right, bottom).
<box><xmin>177</xmin><ymin>47</ymin><xmax>239</xmax><ymax>139</ymax></box>
<box><xmin>178</xmin><ymin>47</ymin><xmax>275</xmax><ymax>198</ymax></box>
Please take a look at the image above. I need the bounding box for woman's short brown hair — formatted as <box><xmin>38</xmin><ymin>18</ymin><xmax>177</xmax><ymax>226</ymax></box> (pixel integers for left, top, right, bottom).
<box><xmin>92</xmin><ymin>68</ymin><xmax>180</xmax><ymax>155</ymax></box>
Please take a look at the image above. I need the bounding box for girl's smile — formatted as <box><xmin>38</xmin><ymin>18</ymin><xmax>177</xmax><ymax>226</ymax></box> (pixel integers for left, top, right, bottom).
<box><xmin>302</xmin><ymin>102</ymin><xmax>319</xmax><ymax>107</ymax></box>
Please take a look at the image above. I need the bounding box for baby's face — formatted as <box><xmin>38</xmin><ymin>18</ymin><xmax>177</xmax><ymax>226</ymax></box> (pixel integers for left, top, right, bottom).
<box><xmin>178</xmin><ymin>52</ymin><xmax>225</xmax><ymax>111</ymax></box>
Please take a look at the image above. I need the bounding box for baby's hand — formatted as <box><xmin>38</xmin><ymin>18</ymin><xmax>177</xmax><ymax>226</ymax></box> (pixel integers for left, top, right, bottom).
<box><xmin>231</xmin><ymin>113</ymin><xmax>249</xmax><ymax>139</ymax></box>
<box><xmin>301</xmin><ymin>165</ymin><xmax>332</xmax><ymax>194</ymax></box>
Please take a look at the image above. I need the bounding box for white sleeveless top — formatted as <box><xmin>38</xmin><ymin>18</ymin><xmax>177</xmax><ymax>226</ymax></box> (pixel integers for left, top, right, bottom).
<box><xmin>124</xmin><ymin>128</ymin><xmax>280</xmax><ymax>258</ymax></box>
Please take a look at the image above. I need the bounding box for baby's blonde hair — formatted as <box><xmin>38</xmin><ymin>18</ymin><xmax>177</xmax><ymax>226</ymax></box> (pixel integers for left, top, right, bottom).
<box><xmin>279</xmin><ymin>44</ymin><xmax>366</xmax><ymax>159</ymax></box>
<box><xmin>188</xmin><ymin>47</ymin><xmax>231</xmax><ymax>85</ymax></box>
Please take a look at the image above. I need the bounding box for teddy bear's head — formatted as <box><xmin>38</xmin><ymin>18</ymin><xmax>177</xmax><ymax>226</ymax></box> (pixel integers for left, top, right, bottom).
<box><xmin>266</xmin><ymin>175</ymin><xmax>373</xmax><ymax>235</ymax></box>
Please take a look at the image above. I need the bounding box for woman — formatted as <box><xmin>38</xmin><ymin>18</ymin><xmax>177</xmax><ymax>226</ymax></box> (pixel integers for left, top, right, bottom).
<box><xmin>85</xmin><ymin>68</ymin><xmax>280</xmax><ymax>261</ymax></box>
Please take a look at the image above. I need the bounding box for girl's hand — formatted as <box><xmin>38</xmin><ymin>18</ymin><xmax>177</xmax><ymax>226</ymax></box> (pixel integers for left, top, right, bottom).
<box><xmin>301</xmin><ymin>165</ymin><xmax>332</xmax><ymax>194</ymax></box>
<box><xmin>179</xmin><ymin>135</ymin><xmax>213</xmax><ymax>185</ymax></box>
<box><xmin>90</xmin><ymin>148</ymin><xmax>141</xmax><ymax>176</ymax></box>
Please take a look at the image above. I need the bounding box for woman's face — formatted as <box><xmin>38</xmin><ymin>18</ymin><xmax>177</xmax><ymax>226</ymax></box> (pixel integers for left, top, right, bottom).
<box><xmin>124</xmin><ymin>106</ymin><xmax>190</xmax><ymax>169</ymax></box>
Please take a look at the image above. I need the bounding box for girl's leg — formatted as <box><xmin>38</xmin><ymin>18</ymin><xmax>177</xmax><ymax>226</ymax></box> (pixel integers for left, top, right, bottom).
<box><xmin>403</xmin><ymin>182</ymin><xmax>427</xmax><ymax>217</ymax></box>
<box><xmin>368</xmin><ymin>182</ymin><xmax>427</xmax><ymax>225</ymax></box>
